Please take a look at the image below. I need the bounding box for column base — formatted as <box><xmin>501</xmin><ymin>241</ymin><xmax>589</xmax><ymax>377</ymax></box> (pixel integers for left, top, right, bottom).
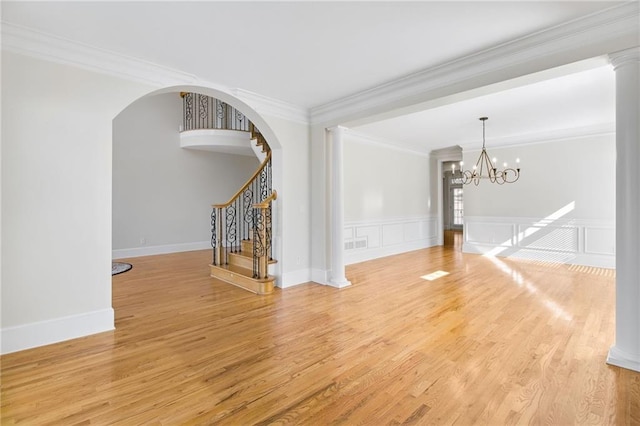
<box><xmin>606</xmin><ymin>345</ymin><xmax>640</xmax><ymax>372</ymax></box>
<box><xmin>328</xmin><ymin>278</ymin><xmax>352</xmax><ymax>289</ymax></box>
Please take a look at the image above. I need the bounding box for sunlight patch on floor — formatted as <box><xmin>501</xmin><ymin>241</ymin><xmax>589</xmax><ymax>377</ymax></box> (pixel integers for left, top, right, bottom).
<box><xmin>421</xmin><ymin>270</ymin><xmax>450</xmax><ymax>281</ymax></box>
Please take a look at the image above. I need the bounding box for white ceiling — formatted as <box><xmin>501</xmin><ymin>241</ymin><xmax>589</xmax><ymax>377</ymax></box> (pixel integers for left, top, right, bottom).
<box><xmin>1</xmin><ymin>1</ymin><xmax>623</xmax><ymax>152</ymax></box>
<box><xmin>352</xmin><ymin>60</ymin><xmax>615</xmax><ymax>153</ymax></box>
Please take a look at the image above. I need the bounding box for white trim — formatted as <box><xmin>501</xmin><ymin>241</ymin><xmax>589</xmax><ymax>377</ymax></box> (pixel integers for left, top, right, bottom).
<box><xmin>459</xmin><ymin>123</ymin><xmax>616</xmax><ymax>152</ymax></box>
<box><xmin>607</xmin><ymin>346</ymin><xmax>640</xmax><ymax>373</ymax></box>
<box><xmin>232</xmin><ymin>89</ymin><xmax>309</xmax><ymax>125</ymax></box>
<box><xmin>311</xmin><ymin>269</ymin><xmax>330</xmax><ymax>285</ymax></box>
<box><xmin>1</xmin><ymin>308</ymin><xmax>114</xmax><ymax>355</ymax></box>
<box><xmin>345</xmin><ymin>130</ymin><xmax>430</xmax><ymax>157</ymax></box>
<box><xmin>0</xmin><ymin>21</ymin><xmax>198</xmax><ymax>87</ymax></box>
<box><xmin>608</xmin><ymin>46</ymin><xmax>640</xmax><ymax>69</ymax></box>
<box><xmin>344</xmin><ymin>216</ymin><xmax>438</xmax><ymax>265</ymax></box>
<box><xmin>113</xmin><ymin>241</ymin><xmax>211</xmax><ymax>259</ymax></box>
<box><xmin>280</xmin><ymin>269</ymin><xmax>312</xmax><ymax>288</ymax></box>
<box><xmin>310</xmin><ymin>2</ymin><xmax>638</xmax><ymax>125</ymax></box>
<box><xmin>327</xmin><ymin>278</ymin><xmax>352</xmax><ymax>289</ymax></box>
<box><xmin>180</xmin><ymin>129</ymin><xmax>256</xmax><ymax>157</ymax></box>
<box><xmin>463</xmin><ymin>216</ymin><xmax>615</xmax><ymax>268</ymax></box>
<box><xmin>0</xmin><ymin>22</ymin><xmax>309</xmax><ymax>124</ymax></box>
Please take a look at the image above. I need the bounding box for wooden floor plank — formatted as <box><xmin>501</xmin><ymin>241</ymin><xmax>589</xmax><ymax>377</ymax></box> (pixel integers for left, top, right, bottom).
<box><xmin>1</xmin><ymin>238</ymin><xmax>639</xmax><ymax>424</ymax></box>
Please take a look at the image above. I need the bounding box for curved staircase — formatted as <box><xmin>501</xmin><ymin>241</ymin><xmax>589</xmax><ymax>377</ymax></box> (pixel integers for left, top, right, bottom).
<box><xmin>178</xmin><ymin>91</ymin><xmax>277</xmax><ymax>295</ymax></box>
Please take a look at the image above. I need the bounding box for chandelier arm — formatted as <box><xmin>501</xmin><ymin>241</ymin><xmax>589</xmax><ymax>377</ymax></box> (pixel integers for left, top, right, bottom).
<box><xmin>460</xmin><ymin>116</ymin><xmax>520</xmax><ymax>185</ymax></box>
<box><xmin>503</xmin><ymin>167</ymin><xmax>520</xmax><ymax>183</ymax></box>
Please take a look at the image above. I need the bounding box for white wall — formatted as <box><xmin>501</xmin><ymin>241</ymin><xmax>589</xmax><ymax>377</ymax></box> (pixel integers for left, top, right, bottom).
<box><xmin>112</xmin><ymin>93</ymin><xmax>259</xmax><ymax>257</ymax></box>
<box><xmin>256</xmin><ymin>114</ymin><xmax>311</xmax><ymax>287</ymax></box>
<box><xmin>309</xmin><ymin>125</ymin><xmax>330</xmax><ymax>283</ymax></box>
<box><xmin>1</xmin><ymin>52</ymin><xmax>153</xmax><ymax>353</ymax></box>
<box><xmin>343</xmin><ymin>136</ymin><xmax>436</xmax><ymax>264</ymax></box>
<box><xmin>462</xmin><ymin>133</ymin><xmax>615</xmax><ymax>267</ymax></box>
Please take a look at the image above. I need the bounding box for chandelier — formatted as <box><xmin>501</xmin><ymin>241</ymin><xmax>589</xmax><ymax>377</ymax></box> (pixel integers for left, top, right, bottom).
<box><xmin>455</xmin><ymin>117</ymin><xmax>520</xmax><ymax>185</ymax></box>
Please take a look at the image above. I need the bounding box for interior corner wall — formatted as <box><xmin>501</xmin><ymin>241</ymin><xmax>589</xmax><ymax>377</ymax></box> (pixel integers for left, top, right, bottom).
<box><xmin>343</xmin><ymin>138</ymin><xmax>436</xmax><ymax>264</ymax></box>
<box><xmin>1</xmin><ymin>51</ymin><xmax>153</xmax><ymax>354</ymax></box>
<box><xmin>256</xmin><ymin>114</ymin><xmax>311</xmax><ymax>288</ymax></box>
<box><xmin>112</xmin><ymin>93</ymin><xmax>259</xmax><ymax>257</ymax></box>
<box><xmin>462</xmin><ymin>133</ymin><xmax>616</xmax><ymax>267</ymax></box>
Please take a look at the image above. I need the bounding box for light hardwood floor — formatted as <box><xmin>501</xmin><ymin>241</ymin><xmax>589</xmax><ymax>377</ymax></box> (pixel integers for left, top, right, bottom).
<box><xmin>2</xmin><ymin>243</ymin><xmax>638</xmax><ymax>424</ymax></box>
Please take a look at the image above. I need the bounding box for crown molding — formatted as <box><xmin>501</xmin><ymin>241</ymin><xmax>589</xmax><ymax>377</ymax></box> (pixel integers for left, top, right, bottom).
<box><xmin>345</xmin><ymin>130</ymin><xmax>430</xmax><ymax>158</ymax></box>
<box><xmin>458</xmin><ymin>123</ymin><xmax>616</xmax><ymax>152</ymax></box>
<box><xmin>232</xmin><ymin>89</ymin><xmax>309</xmax><ymax>124</ymax></box>
<box><xmin>310</xmin><ymin>1</ymin><xmax>639</xmax><ymax>126</ymax></box>
<box><xmin>1</xmin><ymin>22</ymin><xmax>309</xmax><ymax>124</ymax></box>
<box><xmin>1</xmin><ymin>21</ymin><xmax>200</xmax><ymax>87</ymax></box>
<box><xmin>431</xmin><ymin>146</ymin><xmax>463</xmax><ymax>161</ymax></box>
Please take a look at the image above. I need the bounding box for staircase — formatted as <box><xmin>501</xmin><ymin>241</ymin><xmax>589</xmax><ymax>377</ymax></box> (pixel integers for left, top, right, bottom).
<box><xmin>208</xmin><ymin>124</ymin><xmax>277</xmax><ymax>295</ymax></box>
<box><xmin>179</xmin><ymin>92</ymin><xmax>278</xmax><ymax>294</ymax></box>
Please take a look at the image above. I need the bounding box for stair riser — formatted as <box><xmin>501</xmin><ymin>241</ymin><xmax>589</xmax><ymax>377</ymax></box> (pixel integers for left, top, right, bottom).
<box><xmin>242</xmin><ymin>240</ymin><xmax>253</xmax><ymax>253</ymax></box>
<box><xmin>210</xmin><ymin>265</ymin><xmax>274</xmax><ymax>295</ymax></box>
<box><xmin>229</xmin><ymin>252</ymin><xmax>253</xmax><ymax>270</ymax></box>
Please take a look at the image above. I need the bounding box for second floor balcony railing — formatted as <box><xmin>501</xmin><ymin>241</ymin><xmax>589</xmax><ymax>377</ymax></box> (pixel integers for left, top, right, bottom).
<box><xmin>181</xmin><ymin>92</ymin><xmax>250</xmax><ymax>132</ymax></box>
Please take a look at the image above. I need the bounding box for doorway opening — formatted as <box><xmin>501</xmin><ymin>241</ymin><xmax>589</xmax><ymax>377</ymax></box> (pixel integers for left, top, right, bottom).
<box><xmin>443</xmin><ymin>161</ymin><xmax>463</xmax><ymax>249</ymax></box>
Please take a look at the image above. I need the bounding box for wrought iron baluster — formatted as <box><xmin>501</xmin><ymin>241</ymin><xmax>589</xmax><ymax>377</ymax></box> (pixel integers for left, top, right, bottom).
<box><xmin>243</xmin><ymin>187</ymin><xmax>253</xmax><ymax>244</ymax></box>
<box><xmin>267</xmin><ymin>204</ymin><xmax>273</xmax><ymax>261</ymax></box>
<box><xmin>252</xmin><ymin>209</ymin><xmax>258</xmax><ymax>278</ymax></box>
<box><xmin>184</xmin><ymin>93</ymin><xmax>193</xmax><ymax>131</ymax></box>
<box><xmin>211</xmin><ymin>207</ymin><xmax>217</xmax><ymax>265</ymax></box>
<box><xmin>182</xmin><ymin>93</ymin><xmax>254</xmax><ymax>132</ymax></box>
<box><xmin>226</xmin><ymin>204</ymin><xmax>236</xmax><ymax>263</ymax></box>
<box><xmin>235</xmin><ymin>198</ymin><xmax>240</xmax><ymax>252</ymax></box>
<box><xmin>198</xmin><ymin>94</ymin><xmax>208</xmax><ymax>130</ymax></box>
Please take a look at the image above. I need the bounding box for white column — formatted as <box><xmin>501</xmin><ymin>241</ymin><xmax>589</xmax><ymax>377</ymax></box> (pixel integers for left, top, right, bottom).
<box><xmin>328</xmin><ymin>126</ymin><xmax>351</xmax><ymax>288</ymax></box>
<box><xmin>607</xmin><ymin>46</ymin><xmax>640</xmax><ymax>373</ymax></box>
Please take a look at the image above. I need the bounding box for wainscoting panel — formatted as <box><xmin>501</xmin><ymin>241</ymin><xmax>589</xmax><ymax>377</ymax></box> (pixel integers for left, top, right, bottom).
<box><xmin>345</xmin><ymin>216</ymin><xmax>438</xmax><ymax>265</ymax></box>
<box><xmin>357</xmin><ymin>225</ymin><xmax>381</xmax><ymax>248</ymax></box>
<box><xmin>464</xmin><ymin>216</ymin><xmax>615</xmax><ymax>268</ymax></box>
<box><xmin>584</xmin><ymin>227</ymin><xmax>616</xmax><ymax>255</ymax></box>
<box><xmin>518</xmin><ymin>225</ymin><xmax>579</xmax><ymax>252</ymax></box>
<box><xmin>382</xmin><ymin>223</ymin><xmax>404</xmax><ymax>246</ymax></box>
<box><xmin>465</xmin><ymin>222</ymin><xmax>515</xmax><ymax>246</ymax></box>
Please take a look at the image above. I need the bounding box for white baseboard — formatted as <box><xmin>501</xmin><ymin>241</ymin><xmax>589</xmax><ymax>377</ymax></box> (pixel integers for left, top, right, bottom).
<box><xmin>113</xmin><ymin>240</ymin><xmax>211</xmax><ymax>259</ymax></box>
<box><xmin>607</xmin><ymin>346</ymin><xmax>640</xmax><ymax>372</ymax></box>
<box><xmin>280</xmin><ymin>269</ymin><xmax>312</xmax><ymax>288</ymax></box>
<box><xmin>311</xmin><ymin>269</ymin><xmax>330</xmax><ymax>285</ymax></box>
<box><xmin>327</xmin><ymin>278</ymin><xmax>352</xmax><ymax>288</ymax></box>
<box><xmin>1</xmin><ymin>308</ymin><xmax>114</xmax><ymax>355</ymax></box>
